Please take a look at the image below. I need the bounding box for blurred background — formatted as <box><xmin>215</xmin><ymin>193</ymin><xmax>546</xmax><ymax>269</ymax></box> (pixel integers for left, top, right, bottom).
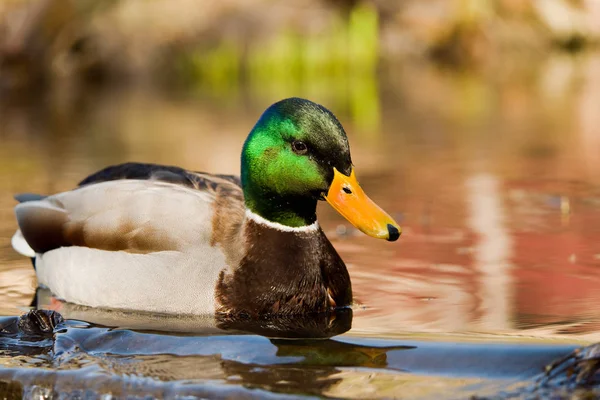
<box><xmin>1</xmin><ymin>0</ymin><xmax>600</xmax><ymax>340</ymax></box>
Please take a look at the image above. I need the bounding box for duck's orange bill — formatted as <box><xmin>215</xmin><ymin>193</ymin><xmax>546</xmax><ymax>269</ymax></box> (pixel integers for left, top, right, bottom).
<box><xmin>324</xmin><ymin>168</ymin><xmax>401</xmax><ymax>241</ymax></box>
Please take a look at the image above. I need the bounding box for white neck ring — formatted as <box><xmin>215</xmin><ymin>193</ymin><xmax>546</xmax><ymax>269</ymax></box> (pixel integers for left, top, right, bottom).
<box><xmin>245</xmin><ymin>209</ymin><xmax>320</xmax><ymax>233</ymax></box>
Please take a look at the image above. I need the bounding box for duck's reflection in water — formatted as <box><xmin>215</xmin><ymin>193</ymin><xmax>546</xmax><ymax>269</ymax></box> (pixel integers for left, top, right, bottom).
<box><xmin>33</xmin><ymin>288</ymin><xmax>356</xmax><ymax>338</ymax></box>
<box><xmin>216</xmin><ymin>309</ymin><xmax>355</xmax><ymax>338</ymax></box>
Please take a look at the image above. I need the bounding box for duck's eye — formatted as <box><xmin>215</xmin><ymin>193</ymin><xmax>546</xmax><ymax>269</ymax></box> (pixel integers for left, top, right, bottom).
<box><xmin>292</xmin><ymin>141</ymin><xmax>308</xmax><ymax>155</ymax></box>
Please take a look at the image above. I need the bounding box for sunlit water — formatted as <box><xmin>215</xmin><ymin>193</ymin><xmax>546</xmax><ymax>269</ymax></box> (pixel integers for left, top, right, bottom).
<box><xmin>1</xmin><ymin>54</ymin><xmax>600</xmax><ymax>398</ymax></box>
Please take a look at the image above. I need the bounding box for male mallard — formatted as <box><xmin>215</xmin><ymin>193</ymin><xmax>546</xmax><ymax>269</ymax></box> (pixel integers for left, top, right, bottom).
<box><xmin>12</xmin><ymin>98</ymin><xmax>400</xmax><ymax>316</ymax></box>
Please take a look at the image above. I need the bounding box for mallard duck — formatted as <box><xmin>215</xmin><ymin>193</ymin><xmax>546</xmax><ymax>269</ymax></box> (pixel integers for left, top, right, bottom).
<box><xmin>12</xmin><ymin>98</ymin><xmax>400</xmax><ymax>316</ymax></box>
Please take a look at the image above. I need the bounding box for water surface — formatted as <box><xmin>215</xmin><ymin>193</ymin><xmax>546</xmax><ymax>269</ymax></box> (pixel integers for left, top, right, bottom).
<box><xmin>1</xmin><ymin>55</ymin><xmax>600</xmax><ymax>397</ymax></box>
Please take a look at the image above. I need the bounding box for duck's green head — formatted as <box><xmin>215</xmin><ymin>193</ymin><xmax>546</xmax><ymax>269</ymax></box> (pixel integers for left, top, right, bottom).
<box><xmin>242</xmin><ymin>98</ymin><xmax>400</xmax><ymax>241</ymax></box>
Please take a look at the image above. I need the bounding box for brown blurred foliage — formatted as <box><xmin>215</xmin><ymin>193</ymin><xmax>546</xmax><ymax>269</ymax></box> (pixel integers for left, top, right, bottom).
<box><xmin>0</xmin><ymin>0</ymin><xmax>598</xmax><ymax>91</ymax></box>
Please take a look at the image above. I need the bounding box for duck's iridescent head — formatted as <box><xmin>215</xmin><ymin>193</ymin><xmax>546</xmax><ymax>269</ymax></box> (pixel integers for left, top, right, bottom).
<box><xmin>241</xmin><ymin>97</ymin><xmax>400</xmax><ymax>241</ymax></box>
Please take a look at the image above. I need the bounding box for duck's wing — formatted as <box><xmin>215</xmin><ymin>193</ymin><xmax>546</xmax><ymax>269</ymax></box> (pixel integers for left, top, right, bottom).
<box><xmin>78</xmin><ymin>162</ymin><xmax>242</xmax><ymax>190</ymax></box>
<box><xmin>14</xmin><ymin>163</ymin><xmax>245</xmax><ymax>257</ymax></box>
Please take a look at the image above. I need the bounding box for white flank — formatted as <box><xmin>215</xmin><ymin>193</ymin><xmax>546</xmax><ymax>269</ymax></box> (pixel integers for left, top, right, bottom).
<box><xmin>11</xmin><ymin>230</ymin><xmax>35</xmax><ymax>258</ymax></box>
<box><xmin>36</xmin><ymin>247</ymin><xmax>225</xmax><ymax>315</ymax></box>
<box><xmin>245</xmin><ymin>209</ymin><xmax>319</xmax><ymax>233</ymax></box>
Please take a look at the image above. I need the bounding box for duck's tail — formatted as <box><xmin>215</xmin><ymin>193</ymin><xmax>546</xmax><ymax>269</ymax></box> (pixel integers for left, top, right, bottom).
<box><xmin>12</xmin><ymin>193</ymin><xmax>46</xmax><ymax>262</ymax></box>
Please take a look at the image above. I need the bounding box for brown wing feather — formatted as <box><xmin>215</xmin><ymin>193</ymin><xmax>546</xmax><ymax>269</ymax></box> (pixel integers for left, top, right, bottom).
<box><xmin>210</xmin><ymin>180</ymin><xmax>247</xmax><ymax>268</ymax></box>
<box><xmin>14</xmin><ymin>196</ymin><xmax>183</xmax><ymax>254</ymax></box>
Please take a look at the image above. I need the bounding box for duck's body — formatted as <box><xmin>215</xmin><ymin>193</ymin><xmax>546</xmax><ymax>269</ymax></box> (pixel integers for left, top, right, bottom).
<box><xmin>13</xmin><ymin>98</ymin><xmax>399</xmax><ymax>316</ymax></box>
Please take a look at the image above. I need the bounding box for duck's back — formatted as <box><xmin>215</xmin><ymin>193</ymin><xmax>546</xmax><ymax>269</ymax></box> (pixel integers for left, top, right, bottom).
<box><xmin>13</xmin><ymin>163</ymin><xmax>247</xmax><ymax>314</ymax></box>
